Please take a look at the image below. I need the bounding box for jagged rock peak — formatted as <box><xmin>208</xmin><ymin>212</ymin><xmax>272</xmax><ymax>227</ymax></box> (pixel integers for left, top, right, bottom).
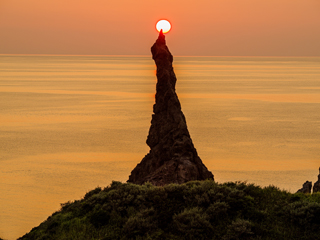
<box><xmin>127</xmin><ymin>31</ymin><xmax>214</xmax><ymax>186</ymax></box>
<box><xmin>313</xmin><ymin>167</ymin><xmax>320</xmax><ymax>193</ymax></box>
<box><xmin>297</xmin><ymin>181</ymin><xmax>312</xmax><ymax>194</ymax></box>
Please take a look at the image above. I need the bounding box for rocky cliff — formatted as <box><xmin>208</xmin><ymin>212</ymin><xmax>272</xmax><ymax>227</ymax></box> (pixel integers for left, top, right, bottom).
<box><xmin>297</xmin><ymin>181</ymin><xmax>312</xmax><ymax>194</ymax></box>
<box><xmin>296</xmin><ymin>167</ymin><xmax>320</xmax><ymax>193</ymax></box>
<box><xmin>313</xmin><ymin>168</ymin><xmax>320</xmax><ymax>193</ymax></box>
<box><xmin>127</xmin><ymin>30</ymin><xmax>214</xmax><ymax>186</ymax></box>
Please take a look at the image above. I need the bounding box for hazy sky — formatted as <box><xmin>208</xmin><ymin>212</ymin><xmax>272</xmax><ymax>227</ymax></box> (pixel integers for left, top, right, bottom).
<box><xmin>1</xmin><ymin>0</ymin><xmax>320</xmax><ymax>56</ymax></box>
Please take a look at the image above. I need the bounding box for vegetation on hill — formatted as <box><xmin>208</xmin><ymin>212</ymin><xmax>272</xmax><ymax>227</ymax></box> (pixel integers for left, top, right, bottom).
<box><xmin>19</xmin><ymin>180</ymin><xmax>320</xmax><ymax>240</ymax></box>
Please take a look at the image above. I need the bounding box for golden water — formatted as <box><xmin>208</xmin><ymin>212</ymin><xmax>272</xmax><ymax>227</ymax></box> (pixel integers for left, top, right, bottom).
<box><xmin>1</xmin><ymin>55</ymin><xmax>319</xmax><ymax>239</ymax></box>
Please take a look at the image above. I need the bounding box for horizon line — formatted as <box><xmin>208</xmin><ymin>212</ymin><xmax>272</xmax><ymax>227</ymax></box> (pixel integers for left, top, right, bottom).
<box><xmin>1</xmin><ymin>53</ymin><xmax>320</xmax><ymax>58</ymax></box>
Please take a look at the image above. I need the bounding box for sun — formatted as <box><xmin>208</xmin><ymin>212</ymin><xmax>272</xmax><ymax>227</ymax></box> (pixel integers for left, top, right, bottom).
<box><xmin>156</xmin><ymin>20</ymin><xmax>171</xmax><ymax>34</ymax></box>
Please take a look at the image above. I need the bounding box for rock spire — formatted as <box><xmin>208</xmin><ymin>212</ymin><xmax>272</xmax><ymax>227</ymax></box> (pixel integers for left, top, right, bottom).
<box><xmin>296</xmin><ymin>167</ymin><xmax>320</xmax><ymax>194</ymax></box>
<box><xmin>313</xmin><ymin>167</ymin><xmax>320</xmax><ymax>193</ymax></box>
<box><xmin>127</xmin><ymin>31</ymin><xmax>214</xmax><ymax>186</ymax></box>
<box><xmin>297</xmin><ymin>181</ymin><xmax>312</xmax><ymax>194</ymax></box>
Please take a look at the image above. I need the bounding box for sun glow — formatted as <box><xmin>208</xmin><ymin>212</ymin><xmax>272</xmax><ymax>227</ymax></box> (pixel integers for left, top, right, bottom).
<box><xmin>156</xmin><ymin>20</ymin><xmax>171</xmax><ymax>33</ymax></box>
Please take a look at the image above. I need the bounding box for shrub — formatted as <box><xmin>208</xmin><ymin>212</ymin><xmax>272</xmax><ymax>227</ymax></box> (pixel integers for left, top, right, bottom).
<box><xmin>83</xmin><ymin>187</ymin><xmax>102</xmax><ymax>200</ymax></box>
<box><xmin>206</xmin><ymin>201</ymin><xmax>229</xmax><ymax>222</ymax></box>
<box><xmin>123</xmin><ymin>208</ymin><xmax>161</xmax><ymax>239</ymax></box>
<box><xmin>173</xmin><ymin>207</ymin><xmax>212</xmax><ymax>240</ymax></box>
<box><xmin>89</xmin><ymin>206</ymin><xmax>110</xmax><ymax>228</ymax></box>
<box><xmin>223</xmin><ymin>219</ymin><xmax>253</xmax><ymax>240</ymax></box>
<box><xmin>18</xmin><ymin>180</ymin><xmax>320</xmax><ymax>240</ymax></box>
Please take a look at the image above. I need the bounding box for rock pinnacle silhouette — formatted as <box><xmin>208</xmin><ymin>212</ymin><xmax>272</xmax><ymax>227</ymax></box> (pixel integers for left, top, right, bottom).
<box><xmin>313</xmin><ymin>167</ymin><xmax>320</xmax><ymax>193</ymax></box>
<box><xmin>127</xmin><ymin>30</ymin><xmax>214</xmax><ymax>186</ymax></box>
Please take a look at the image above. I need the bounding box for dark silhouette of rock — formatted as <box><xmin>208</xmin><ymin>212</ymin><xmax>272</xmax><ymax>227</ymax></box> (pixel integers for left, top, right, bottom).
<box><xmin>127</xmin><ymin>30</ymin><xmax>214</xmax><ymax>186</ymax></box>
<box><xmin>313</xmin><ymin>167</ymin><xmax>320</xmax><ymax>193</ymax></box>
<box><xmin>297</xmin><ymin>181</ymin><xmax>312</xmax><ymax>194</ymax></box>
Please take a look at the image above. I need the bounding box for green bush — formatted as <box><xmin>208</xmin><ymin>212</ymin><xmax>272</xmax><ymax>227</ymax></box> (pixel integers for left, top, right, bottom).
<box><xmin>84</xmin><ymin>187</ymin><xmax>102</xmax><ymax>200</ymax></box>
<box><xmin>123</xmin><ymin>208</ymin><xmax>162</xmax><ymax>239</ymax></box>
<box><xmin>18</xmin><ymin>180</ymin><xmax>320</xmax><ymax>240</ymax></box>
<box><xmin>173</xmin><ymin>207</ymin><xmax>212</xmax><ymax>240</ymax></box>
<box><xmin>224</xmin><ymin>218</ymin><xmax>253</xmax><ymax>240</ymax></box>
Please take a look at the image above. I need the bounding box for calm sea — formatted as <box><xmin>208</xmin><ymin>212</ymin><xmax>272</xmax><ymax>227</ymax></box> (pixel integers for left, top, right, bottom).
<box><xmin>1</xmin><ymin>54</ymin><xmax>320</xmax><ymax>239</ymax></box>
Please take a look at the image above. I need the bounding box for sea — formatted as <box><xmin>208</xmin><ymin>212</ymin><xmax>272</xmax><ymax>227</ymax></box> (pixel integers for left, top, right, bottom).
<box><xmin>1</xmin><ymin>54</ymin><xmax>320</xmax><ymax>239</ymax></box>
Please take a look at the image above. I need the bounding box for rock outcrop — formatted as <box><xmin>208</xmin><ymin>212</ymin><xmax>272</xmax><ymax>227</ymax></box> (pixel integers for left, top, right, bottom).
<box><xmin>313</xmin><ymin>167</ymin><xmax>320</xmax><ymax>193</ymax></box>
<box><xmin>297</xmin><ymin>181</ymin><xmax>312</xmax><ymax>194</ymax></box>
<box><xmin>127</xmin><ymin>30</ymin><xmax>214</xmax><ymax>186</ymax></box>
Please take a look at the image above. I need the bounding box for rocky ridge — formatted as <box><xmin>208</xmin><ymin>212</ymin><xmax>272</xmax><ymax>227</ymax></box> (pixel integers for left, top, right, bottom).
<box><xmin>297</xmin><ymin>181</ymin><xmax>312</xmax><ymax>194</ymax></box>
<box><xmin>296</xmin><ymin>167</ymin><xmax>320</xmax><ymax>193</ymax></box>
<box><xmin>313</xmin><ymin>167</ymin><xmax>320</xmax><ymax>193</ymax></box>
<box><xmin>127</xmin><ymin>30</ymin><xmax>214</xmax><ymax>186</ymax></box>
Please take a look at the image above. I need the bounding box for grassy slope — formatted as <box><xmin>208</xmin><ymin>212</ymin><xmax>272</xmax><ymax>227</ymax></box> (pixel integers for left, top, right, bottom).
<box><xmin>18</xmin><ymin>180</ymin><xmax>320</xmax><ymax>240</ymax></box>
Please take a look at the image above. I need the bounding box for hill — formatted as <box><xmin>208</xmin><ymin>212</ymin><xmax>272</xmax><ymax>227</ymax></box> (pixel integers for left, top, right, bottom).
<box><xmin>18</xmin><ymin>180</ymin><xmax>320</xmax><ymax>240</ymax></box>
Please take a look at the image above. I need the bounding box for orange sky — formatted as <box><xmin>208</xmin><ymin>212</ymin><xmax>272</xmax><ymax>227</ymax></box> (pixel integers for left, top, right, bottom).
<box><xmin>0</xmin><ymin>0</ymin><xmax>319</xmax><ymax>56</ymax></box>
